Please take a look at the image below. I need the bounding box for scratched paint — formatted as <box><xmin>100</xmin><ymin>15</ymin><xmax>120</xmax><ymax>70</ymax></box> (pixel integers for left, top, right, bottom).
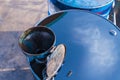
<box><xmin>58</xmin><ymin>0</ymin><xmax>113</xmax><ymax>8</ymax></box>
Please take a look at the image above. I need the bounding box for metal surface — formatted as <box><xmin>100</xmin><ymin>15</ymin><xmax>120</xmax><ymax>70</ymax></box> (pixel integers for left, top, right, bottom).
<box><xmin>48</xmin><ymin>0</ymin><xmax>114</xmax><ymax>18</ymax></box>
<box><xmin>46</xmin><ymin>44</ymin><xmax>66</xmax><ymax>80</ymax></box>
<box><xmin>57</xmin><ymin>0</ymin><xmax>113</xmax><ymax>9</ymax></box>
<box><xmin>109</xmin><ymin>0</ymin><xmax>120</xmax><ymax>27</ymax></box>
<box><xmin>37</xmin><ymin>10</ymin><xmax>120</xmax><ymax>80</ymax></box>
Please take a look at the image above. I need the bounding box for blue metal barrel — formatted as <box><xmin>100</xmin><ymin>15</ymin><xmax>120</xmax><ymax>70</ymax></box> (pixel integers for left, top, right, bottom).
<box><xmin>48</xmin><ymin>0</ymin><xmax>114</xmax><ymax>18</ymax></box>
<box><xmin>36</xmin><ymin>10</ymin><xmax>120</xmax><ymax>80</ymax></box>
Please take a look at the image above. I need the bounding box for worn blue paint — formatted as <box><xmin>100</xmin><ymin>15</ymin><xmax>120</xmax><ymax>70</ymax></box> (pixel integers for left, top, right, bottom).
<box><xmin>57</xmin><ymin>0</ymin><xmax>113</xmax><ymax>9</ymax></box>
<box><xmin>48</xmin><ymin>0</ymin><xmax>114</xmax><ymax>18</ymax></box>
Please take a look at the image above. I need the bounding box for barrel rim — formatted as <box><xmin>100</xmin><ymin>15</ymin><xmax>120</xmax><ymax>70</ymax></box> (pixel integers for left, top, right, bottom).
<box><xmin>57</xmin><ymin>0</ymin><xmax>114</xmax><ymax>9</ymax></box>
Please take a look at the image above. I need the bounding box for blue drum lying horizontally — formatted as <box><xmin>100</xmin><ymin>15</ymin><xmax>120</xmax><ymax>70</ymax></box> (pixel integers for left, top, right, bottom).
<box><xmin>19</xmin><ymin>10</ymin><xmax>120</xmax><ymax>80</ymax></box>
<box><xmin>48</xmin><ymin>0</ymin><xmax>114</xmax><ymax>18</ymax></box>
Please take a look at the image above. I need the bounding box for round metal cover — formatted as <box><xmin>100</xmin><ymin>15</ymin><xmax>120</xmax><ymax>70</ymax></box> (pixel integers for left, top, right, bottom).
<box><xmin>46</xmin><ymin>44</ymin><xmax>66</xmax><ymax>79</ymax></box>
<box><xmin>36</xmin><ymin>10</ymin><xmax>120</xmax><ymax>80</ymax></box>
<box><xmin>57</xmin><ymin>0</ymin><xmax>114</xmax><ymax>9</ymax></box>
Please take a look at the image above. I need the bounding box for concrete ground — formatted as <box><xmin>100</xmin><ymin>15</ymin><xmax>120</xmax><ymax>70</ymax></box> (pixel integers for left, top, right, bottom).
<box><xmin>0</xmin><ymin>0</ymin><xmax>120</xmax><ymax>80</ymax></box>
<box><xmin>0</xmin><ymin>0</ymin><xmax>48</xmax><ymax>80</ymax></box>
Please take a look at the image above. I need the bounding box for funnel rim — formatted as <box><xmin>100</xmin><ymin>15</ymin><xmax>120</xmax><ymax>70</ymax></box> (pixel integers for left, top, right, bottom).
<box><xmin>18</xmin><ymin>26</ymin><xmax>56</xmax><ymax>56</ymax></box>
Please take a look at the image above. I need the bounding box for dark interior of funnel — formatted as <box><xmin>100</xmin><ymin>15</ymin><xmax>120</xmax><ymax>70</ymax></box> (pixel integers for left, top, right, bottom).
<box><xmin>20</xmin><ymin>27</ymin><xmax>55</xmax><ymax>54</ymax></box>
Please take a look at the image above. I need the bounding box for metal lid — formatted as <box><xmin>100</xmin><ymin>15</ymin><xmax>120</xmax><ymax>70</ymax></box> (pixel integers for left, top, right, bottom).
<box><xmin>46</xmin><ymin>44</ymin><xmax>66</xmax><ymax>80</ymax></box>
<box><xmin>57</xmin><ymin>0</ymin><xmax>114</xmax><ymax>9</ymax></box>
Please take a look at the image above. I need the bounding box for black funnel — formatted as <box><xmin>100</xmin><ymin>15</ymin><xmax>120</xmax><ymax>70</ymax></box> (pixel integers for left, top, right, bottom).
<box><xmin>19</xmin><ymin>26</ymin><xmax>55</xmax><ymax>56</ymax></box>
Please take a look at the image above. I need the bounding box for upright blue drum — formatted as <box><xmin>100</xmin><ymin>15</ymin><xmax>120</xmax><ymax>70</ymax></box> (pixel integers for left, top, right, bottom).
<box><xmin>36</xmin><ymin>10</ymin><xmax>120</xmax><ymax>80</ymax></box>
<box><xmin>48</xmin><ymin>0</ymin><xmax>114</xmax><ymax>18</ymax></box>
